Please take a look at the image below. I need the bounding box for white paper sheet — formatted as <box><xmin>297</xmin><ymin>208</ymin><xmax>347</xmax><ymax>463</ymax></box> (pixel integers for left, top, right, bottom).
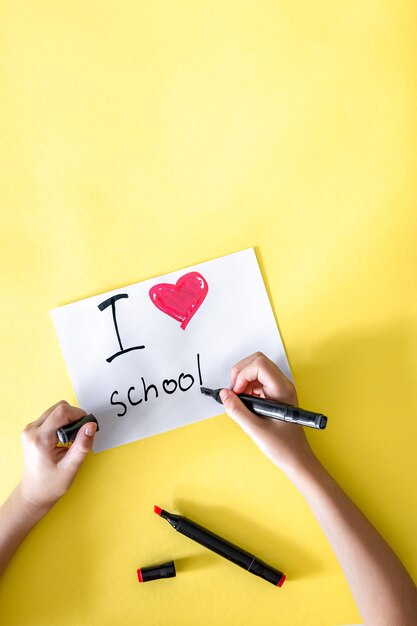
<box><xmin>51</xmin><ymin>248</ymin><xmax>292</xmax><ymax>452</ymax></box>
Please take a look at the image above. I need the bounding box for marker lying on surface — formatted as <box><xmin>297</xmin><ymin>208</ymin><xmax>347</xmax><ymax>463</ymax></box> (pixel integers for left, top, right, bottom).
<box><xmin>56</xmin><ymin>414</ymin><xmax>99</xmax><ymax>445</ymax></box>
<box><xmin>154</xmin><ymin>506</ymin><xmax>285</xmax><ymax>587</ymax></box>
<box><xmin>201</xmin><ymin>387</ymin><xmax>327</xmax><ymax>430</ymax></box>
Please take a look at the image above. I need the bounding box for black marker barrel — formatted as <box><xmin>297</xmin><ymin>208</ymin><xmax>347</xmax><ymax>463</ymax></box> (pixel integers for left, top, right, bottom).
<box><xmin>56</xmin><ymin>414</ymin><xmax>99</xmax><ymax>445</ymax></box>
<box><xmin>154</xmin><ymin>506</ymin><xmax>285</xmax><ymax>587</ymax></box>
<box><xmin>200</xmin><ymin>387</ymin><xmax>327</xmax><ymax>430</ymax></box>
<box><xmin>238</xmin><ymin>394</ymin><xmax>327</xmax><ymax>430</ymax></box>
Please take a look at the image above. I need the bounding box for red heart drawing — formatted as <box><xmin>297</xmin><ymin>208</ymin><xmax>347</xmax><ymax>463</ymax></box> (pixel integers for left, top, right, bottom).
<box><xmin>149</xmin><ymin>271</ymin><xmax>209</xmax><ymax>330</ymax></box>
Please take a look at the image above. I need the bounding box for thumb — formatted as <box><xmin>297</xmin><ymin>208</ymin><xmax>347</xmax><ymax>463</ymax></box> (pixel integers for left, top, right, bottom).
<box><xmin>220</xmin><ymin>388</ymin><xmax>259</xmax><ymax>435</ymax></box>
<box><xmin>60</xmin><ymin>422</ymin><xmax>96</xmax><ymax>474</ymax></box>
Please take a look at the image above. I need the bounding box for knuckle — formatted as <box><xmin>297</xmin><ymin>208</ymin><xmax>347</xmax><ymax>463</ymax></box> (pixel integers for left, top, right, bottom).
<box><xmin>32</xmin><ymin>433</ymin><xmax>43</xmax><ymax>447</ymax></box>
<box><xmin>23</xmin><ymin>431</ymin><xmax>40</xmax><ymax>449</ymax></box>
<box><xmin>21</xmin><ymin>430</ymin><xmax>30</xmax><ymax>444</ymax></box>
<box><xmin>226</xmin><ymin>402</ymin><xmax>237</xmax><ymax>418</ymax></box>
<box><xmin>78</xmin><ymin>444</ymin><xmax>90</xmax><ymax>456</ymax></box>
<box><xmin>255</xmin><ymin>354</ymin><xmax>267</xmax><ymax>366</ymax></box>
<box><xmin>54</xmin><ymin>403</ymin><xmax>69</xmax><ymax>418</ymax></box>
<box><xmin>287</xmin><ymin>382</ymin><xmax>298</xmax><ymax>402</ymax></box>
<box><xmin>22</xmin><ymin>422</ymin><xmax>32</xmax><ymax>434</ymax></box>
<box><xmin>227</xmin><ymin>396</ymin><xmax>239</xmax><ymax>415</ymax></box>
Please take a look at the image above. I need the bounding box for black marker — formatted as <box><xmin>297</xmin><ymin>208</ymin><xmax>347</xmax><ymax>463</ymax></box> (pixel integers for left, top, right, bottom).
<box><xmin>201</xmin><ymin>387</ymin><xmax>327</xmax><ymax>430</ymax></box>
<box><xmin>56</xmin><ymin>414</ymin><xmax>99</xmax><ymax>445</ymax></box>
<box><xmin>154</xmin><ymin>506</ymin><xmax>285</xmax><ymax>587</ymax></box>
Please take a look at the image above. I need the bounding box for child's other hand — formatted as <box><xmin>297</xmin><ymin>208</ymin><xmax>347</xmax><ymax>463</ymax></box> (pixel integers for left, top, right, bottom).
<box><xmin>20</xmin><ymin>401</ymin><xmax>97</xmax><ymax>510</ymax></box>
<box><xmin>220</xmin><ymin>352</ymin><xmax>315</xmax><ymax>475</ymax></box>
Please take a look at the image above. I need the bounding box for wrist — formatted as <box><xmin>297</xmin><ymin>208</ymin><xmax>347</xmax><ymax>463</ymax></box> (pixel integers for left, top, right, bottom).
<box><xmin>279</xmin><ymin>449</ymin><xmax>324</xmax><ymax>486</ymax></box>
<box><xmin>14</xmin><ymin>482</ymin><xmax>55</xmax><ymax>522</ymax></box>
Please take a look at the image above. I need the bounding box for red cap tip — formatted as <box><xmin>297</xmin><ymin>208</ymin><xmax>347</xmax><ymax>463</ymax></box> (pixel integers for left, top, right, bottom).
<box><xmin>154</xmin><ymin>505</ymin><xmax>162</xmax><ymax>516</ymax></box>
<box><xmin>277</xmin><ymin>574</ymin><xmax>286</xmax><ymax>587</ymax></box>
<box><xmin>137</xmin><ymin>569</ymin><xmax>143</xmax><ymax>583</ymax></box>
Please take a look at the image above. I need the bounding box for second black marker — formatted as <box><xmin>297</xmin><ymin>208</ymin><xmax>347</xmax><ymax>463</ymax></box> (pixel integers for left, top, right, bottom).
<box><xmin>154</xmin><ymin>506</ymin><xmax>285</xmax><ymax>587</ymax></box>
<box><xmin>56</xmin><ymin>414</ymin><xmax>99</xmax><ymax>445</ymax></box>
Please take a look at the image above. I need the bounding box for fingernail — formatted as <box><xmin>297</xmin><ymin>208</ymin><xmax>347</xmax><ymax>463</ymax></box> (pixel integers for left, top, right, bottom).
<box><xmin>85</xmin><ymin>423</ymin><xmax>97</xmax><ymax>437</ymax></box>
<box><xmin>220</xmin><ymin>388</ymin><xmax>229</xmax><ymax>402</ymax></box>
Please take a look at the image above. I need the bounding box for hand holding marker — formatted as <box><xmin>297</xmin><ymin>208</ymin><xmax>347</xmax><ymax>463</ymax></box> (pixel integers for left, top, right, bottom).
<box><xmin>201</xmin><ymin>387</ymin><xmax>327</xmax><ymax>429</ymax></box>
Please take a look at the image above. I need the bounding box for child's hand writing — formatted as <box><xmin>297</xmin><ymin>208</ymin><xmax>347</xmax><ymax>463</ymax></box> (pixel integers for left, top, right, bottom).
<box><xmin>221</xmin><ymin>352</ymin><xmax>417</xmax><ymax>624</ymax></box>
<box><xmin>20</xmin><ymin>401</ymin><xmax>97</xmax><ymax>510</ymax></box>
<box><xmin>220</xmin><ymin>352</ymin><xmax>315</xmax><ymax>476</ymax></box>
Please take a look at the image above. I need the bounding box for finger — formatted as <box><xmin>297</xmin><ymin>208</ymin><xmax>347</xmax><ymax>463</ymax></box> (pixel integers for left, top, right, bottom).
<box><xmin>59</xmin><ymin>421</ymin><xmax>97</xmax><ymax>474</ymax></box>
<box><xmin>243</xmin><ymin>381</ymin><xmax>265</xmax><ymax>397</ymax></box>
<box><xmin>24</xmin><ymin>400</ymin><xmax>70</xmax><ymax>432</ymax></box>
<box><xmin>230</xmin><ymin>352</ymin><xmax>264</xmax><ymax>388</ymax></box>
<box><xmin>233</xmin><ymin>355</ymin><xmax>289</xmax><ymax>397</ymax></box>
<box><xmin>220</xmin><ymin>388</ymin><xmax>264</xmax><ymax>439</ymax></box>
<box><xmin>251</xmin><ymin>384</ymin><xmax>265</xmax><ymax>397</ymax></box>
<box><xmin>233</xmin><ymin>353</ymin><xmax>276</xmax><ymax>393</ymax></box>
<box><xmin>37</xmin><ymin>404</ymin><xmax>87</xmax><ymax>449</ymax></box>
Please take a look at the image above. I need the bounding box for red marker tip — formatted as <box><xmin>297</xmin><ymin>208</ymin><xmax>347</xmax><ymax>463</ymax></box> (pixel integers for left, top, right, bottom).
<box><xmin>137</xmin><ymin>569</ymin><xmax>143</xmax><ymax>583</ymax></box>
<box><xmin>154</xmin><ymin>505</ymin><xmax>162</xmax><ymax>516</ymax></box>
<box><xmin>277</xmin><ymin>574</ymin><xmax>286</xmax><ymax>587</ymax></box>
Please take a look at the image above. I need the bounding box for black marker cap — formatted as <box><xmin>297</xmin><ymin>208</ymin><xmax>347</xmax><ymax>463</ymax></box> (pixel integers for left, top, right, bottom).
<box><xmin>137</xmin><ymin>560</ymin><xmax>176</xmax><ymax>583</ymax></box>
<box><xmin>56</xmin><ymin>414</ymin><xmax>99</xmax><ymax>445</ymax></box>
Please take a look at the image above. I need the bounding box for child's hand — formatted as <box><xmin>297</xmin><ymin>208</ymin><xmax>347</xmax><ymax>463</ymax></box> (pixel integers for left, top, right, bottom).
<box><xmin>220</xmin><ymin>352</ymin><xmax>315</xmax><ymax>475</ymax></box>
<box><xmin>20</xmin><ymin>401</ymin><xmax>97</xmax><ymax>510</ymax></box>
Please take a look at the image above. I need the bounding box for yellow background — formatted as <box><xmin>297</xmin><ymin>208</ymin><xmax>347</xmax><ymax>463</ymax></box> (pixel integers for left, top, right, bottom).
<box><xmin>1</xmin><ymin>2</ymin><xmax>416</xmax><ymax>624</ymax></box>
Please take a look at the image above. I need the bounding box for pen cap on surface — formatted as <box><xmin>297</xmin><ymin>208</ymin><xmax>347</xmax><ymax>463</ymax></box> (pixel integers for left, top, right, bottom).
<box><xmin>137</xmin><ymin>561</ymin><xmax>176</xmax><ymax>583</ymax></box>
<box><xmin>56</xmin><ymin>414</ymin><xmax>99</xmax><ymax>444</ymax></box>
